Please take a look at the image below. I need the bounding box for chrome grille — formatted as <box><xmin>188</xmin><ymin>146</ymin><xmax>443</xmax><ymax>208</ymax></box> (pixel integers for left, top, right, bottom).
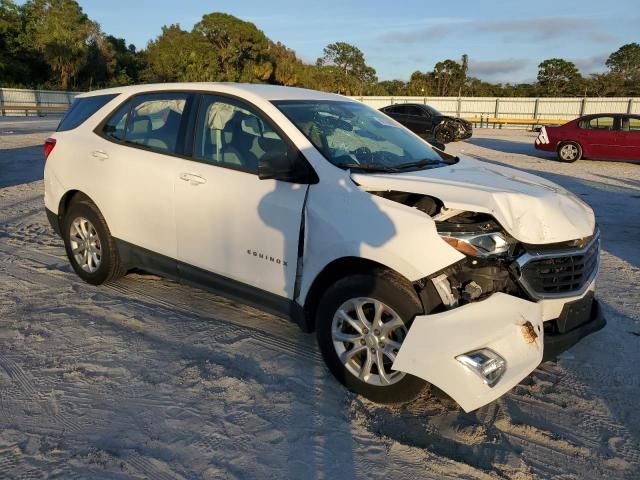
<box><xmin>516</xmin><ymin>233</ymin><xmax>600</xmax><ymax>299</ymax></box>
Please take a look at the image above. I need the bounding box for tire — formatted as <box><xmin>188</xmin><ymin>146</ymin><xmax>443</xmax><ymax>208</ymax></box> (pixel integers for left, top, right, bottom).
<box><xmin>62</xmin><ymin>199</ymin><xmax>126</xmax><ymax>285</ymax></box>
<box><xmin>316</xmin><ymin>271</ymin><xmax>426</xmax><ymax>404</ymax></box>
<box><xmin>557</xmin><ymin>141</ymin><xmax>582</xmax><ymax>162</ymax></box>
<box><xmin>434</xmin><ymin>125</ymin><xmax>455</xmax><ymax>144</ymax></box>
<box><xmin>422</xmin><ymin>135</ymin><xmax>446</xmax><ymax>151</ymax></box>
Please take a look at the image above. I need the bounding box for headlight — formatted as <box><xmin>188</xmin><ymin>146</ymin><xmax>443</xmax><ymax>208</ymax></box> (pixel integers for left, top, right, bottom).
<box><xmin>440</xmin><ymin>231</ymin><xmax>513</xmax><ymax>257</ymax></box>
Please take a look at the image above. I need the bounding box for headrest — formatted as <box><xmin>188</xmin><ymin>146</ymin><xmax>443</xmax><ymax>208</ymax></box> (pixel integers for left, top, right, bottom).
<box><xmin>131</xmin><ymin>116</ymin><xmax>151</xmax><ymax>134</ymax></box>
<box><xmin>206</xmin><ymin>102</ymin><xmax>235</xmax><ymax>130</ymax></box>
<box><xmin>135</xmin><ymin>99</ymin><xmax>184</xmax><ymax>117</ymax></box>
<box><xmin>241</xmin><ymin>116</ymin><xmax>261</xmax><ymax>136</ymax></box>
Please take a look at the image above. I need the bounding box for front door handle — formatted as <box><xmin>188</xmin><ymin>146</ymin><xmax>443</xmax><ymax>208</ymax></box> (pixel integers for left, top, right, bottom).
<box><xmin>179</xmin><ymin>173</ymin><xmax>207</xmax><ymax>185</ymax></box>
<box><xmin>92</xmin><ymin>150</ymin><xmax>109</xmax><ymax>161</ymax></box>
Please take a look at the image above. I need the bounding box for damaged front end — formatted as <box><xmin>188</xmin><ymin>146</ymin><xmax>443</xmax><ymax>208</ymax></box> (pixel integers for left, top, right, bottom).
<box><xmin>433</xmin><ymin>118</ymin><xmax>473</xmax><ymax>144</ymax></box>
<box><xmin>369</xmin><ymin>195</ymin><xmax>603</xmax><ymax>412</ymax></box>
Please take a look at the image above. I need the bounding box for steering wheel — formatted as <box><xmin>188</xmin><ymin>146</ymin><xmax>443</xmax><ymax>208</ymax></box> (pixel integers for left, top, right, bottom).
<box><xmin>350</xmin><ymin>146</ymin><xmax>372</xmax><ymax>164</ymax></box>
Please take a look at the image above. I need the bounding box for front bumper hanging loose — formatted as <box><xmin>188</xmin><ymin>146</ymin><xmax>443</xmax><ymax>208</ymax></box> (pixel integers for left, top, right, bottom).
<box><xmin>392</xmin><ymin>291</ymin><xmax>605</xmax><ymax>412</ymax></box>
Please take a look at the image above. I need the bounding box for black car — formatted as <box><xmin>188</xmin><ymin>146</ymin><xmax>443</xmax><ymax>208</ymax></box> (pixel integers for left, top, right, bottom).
<box><xmin>380</xmin><ymin>103</ymin><xmax>473</xmax><ymax>145</ymax></box>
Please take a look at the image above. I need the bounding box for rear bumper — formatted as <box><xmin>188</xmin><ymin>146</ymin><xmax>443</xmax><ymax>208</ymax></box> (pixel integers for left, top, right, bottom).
<box><xmin>543</xmin><ymin>298</ymin><xmax>606</xmax><ymax>361</ymax></box>
<box><xmin>46</xmin><ymin>207</ymin><xmax>61</xmax><ymax>236</ymax></box>
<box><xmin>534</xmin><ymin>141</ymin><xmax>554</xmax><ymax>152</ymax></box>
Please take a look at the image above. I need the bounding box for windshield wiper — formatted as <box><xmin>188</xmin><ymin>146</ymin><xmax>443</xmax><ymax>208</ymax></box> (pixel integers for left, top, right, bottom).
<box><xmin>393</xmin><ymin>159</ymin><xmax>442</xmax><ymax>170</ymax></box>
<box><xmin>337</xmin><ymin>163</ymin><xmax>401</xmax><ymax>173</ymax></box>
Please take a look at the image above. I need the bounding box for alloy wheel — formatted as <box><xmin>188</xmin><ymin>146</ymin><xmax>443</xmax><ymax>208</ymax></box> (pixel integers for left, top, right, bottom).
<box><xmin>69</xmin><ymin>217</ymin><xmax>102</xmax><ymax>273</ymax></box>
<box><xmin>560</xmin><ymin>144</ymin><xmax>578</xmax><ymax>161</ymax></box>
<box><xmin>331</xmin><ymin>297</ymin><xmax>407</xmax><ymax>386</ymax></box>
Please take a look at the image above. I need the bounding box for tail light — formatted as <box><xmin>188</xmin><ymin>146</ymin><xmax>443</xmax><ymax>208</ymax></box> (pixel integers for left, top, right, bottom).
<box><xmin>44</xmin><ymin>138</ymin><xmax>56</xmax><ymax>160</ymax></box>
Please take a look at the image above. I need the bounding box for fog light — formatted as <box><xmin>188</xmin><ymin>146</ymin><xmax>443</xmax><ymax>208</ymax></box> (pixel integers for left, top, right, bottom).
<box><xmin>456</xmin><ymin>349</ymin><xmax>506</xmax><ymax>387</ymax></box>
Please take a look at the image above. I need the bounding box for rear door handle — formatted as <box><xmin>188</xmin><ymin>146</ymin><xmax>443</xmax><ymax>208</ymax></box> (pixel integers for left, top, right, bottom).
<box><xmin>179</xmin><ymin>173</ymin><xmax>207</xmax><ymax>185</ymax></box>
<box><xmin>92</xmin><ymin>150</ymin><xmax>109</xmax><ymax>160</ymax></box>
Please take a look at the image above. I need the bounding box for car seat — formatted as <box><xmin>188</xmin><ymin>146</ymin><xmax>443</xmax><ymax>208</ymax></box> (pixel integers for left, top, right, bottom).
<box><xmin>221</xmin><ymin>111</ymin><xmax>259</xmax><ymax>170</ymax></box>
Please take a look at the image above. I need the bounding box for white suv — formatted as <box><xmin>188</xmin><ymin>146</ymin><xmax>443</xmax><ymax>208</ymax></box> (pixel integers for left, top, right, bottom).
<box><xmin>44</xmin><ymin>83</ymin><xmax>605</xmax><ymax>411</ymax></box>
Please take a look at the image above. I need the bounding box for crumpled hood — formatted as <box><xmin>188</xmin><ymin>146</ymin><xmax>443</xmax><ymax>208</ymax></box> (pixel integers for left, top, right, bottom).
<box><xmin>352</xmin><ymin>156</ymin><xmax>596</xmax><ymax>244</ymax></box>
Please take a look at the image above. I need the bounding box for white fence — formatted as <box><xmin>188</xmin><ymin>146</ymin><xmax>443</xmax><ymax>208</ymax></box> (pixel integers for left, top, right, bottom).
<box><xmin>350</xmin><ymin>96</ymin><xmax>639</xmax><ymax>122</ymax></box>
<box><xmin>1</xmin><ymin>88</ymin><xmax>638</xmax><ymax>123</ymax></box>
<box><xmin>0</xmin><ymin>87</ymin><xmax>79</xmax><ymax>116</ymax></box>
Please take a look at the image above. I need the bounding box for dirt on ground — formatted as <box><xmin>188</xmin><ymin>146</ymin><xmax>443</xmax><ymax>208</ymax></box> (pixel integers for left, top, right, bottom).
<box><xmin>0</xmin><ymin>119</ymin><xmax>639</xmax><ymax>479</ymax></box>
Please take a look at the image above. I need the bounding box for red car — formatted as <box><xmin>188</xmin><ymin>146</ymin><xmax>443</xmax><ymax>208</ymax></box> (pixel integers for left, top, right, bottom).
<box><xmin>534</xmin><ymin>113</ymin><xmax>640</xmax><ymax>162</ymax></box>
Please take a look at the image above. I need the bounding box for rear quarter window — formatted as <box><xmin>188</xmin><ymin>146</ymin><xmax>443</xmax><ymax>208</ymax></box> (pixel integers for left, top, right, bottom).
<box><xmin>57</xmin><ymin>94</ymin><xmax>117</xmax><ymax>132</ymax></box>
<box><xmin>624</xmin><ymin>117</ymin><xmax>640</xmax><ymax>132</ymax></box>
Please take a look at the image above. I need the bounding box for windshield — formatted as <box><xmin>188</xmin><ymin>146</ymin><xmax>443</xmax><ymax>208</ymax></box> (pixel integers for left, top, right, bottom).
<box><xmin>425</xmin><ymin>105</ymin><xmax>442</xmax><ymax>116</ymax></box>
<box><xmin>273</xmin><ymin>100</ymin><xmax>454</xmax><ymax>172</ymax></box>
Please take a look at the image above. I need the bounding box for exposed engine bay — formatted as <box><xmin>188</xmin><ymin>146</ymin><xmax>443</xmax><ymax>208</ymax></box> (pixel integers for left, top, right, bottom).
<box><xmin>433</xmin><ymin>118</ymin><xmax>473</xmax><ymax>144</ymax></box>
<box><xmin>371</xmin><ymin>191</ymin><xmax>532</xmax><ymax>312</ymax></box>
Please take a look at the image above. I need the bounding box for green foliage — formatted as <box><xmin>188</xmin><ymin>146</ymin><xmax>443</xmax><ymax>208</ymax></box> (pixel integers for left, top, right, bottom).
<box><xmin>142</xmin><ymin>25</ymin><xmax>219</xmax><ymax>83</ymax></box>
<box><xmin>268</xmin><ymin>41</ymin><xmax>302</xmax><ymax>86</ymax></box>
<box><xmin>536</xmin><ymin>58</ymin><xmax>582</xmax><ymax>96</ymax></box>
<box><xmin>193</xmin><ymin>13</ymin><xmax>271</xmax><ymax>82</ymax></box>
<box><xmin>606</xmin><ymin>43</ymin><xmax>640</xmax><ymax>80</ymax></box>
<box><xmin>23</xmin><ymin>0</ymin><xmax>97</xmax><ymax>89</ymax></box>
<box><xmin>0</xmin><ymin>3</ymin><xmax>637</xmax><ymax>97</ymax></box>
<box><xmin>316</xmin><ymin>42</ymin><xmax>377</xmax><ymax>95</ymax></box>
<box><xmin>605</xmin><ymin>43</ymin><xmax>640</xmax><ymax>96</ymax></box>
<box><xmin>0</xmin><ymin>0</ymin><xmax>49</xmax><ymax>87</ymax></box>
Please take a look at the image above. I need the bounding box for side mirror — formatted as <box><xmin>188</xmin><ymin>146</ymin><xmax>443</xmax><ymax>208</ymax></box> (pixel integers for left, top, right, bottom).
<box><xmin>258</xmin><ymin>148</ymin><xmax>318</xmax><ymax>184</ymax></box>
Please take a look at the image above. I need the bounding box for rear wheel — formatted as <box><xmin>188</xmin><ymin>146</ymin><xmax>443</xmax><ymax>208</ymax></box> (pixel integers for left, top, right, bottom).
<box><xmin>316</xmin><ymin>272</ymin><xmax>426</xmax><ymax>404</ymax></box>
<box><xmin>62</xmin><ymin>200</ymin><xmax>126</xmax><ymax>285</ymax></box>
<box><xmin>557</xmin><ymin>142</ymin><xmax>582</xmax><ymax>162</ymax></box>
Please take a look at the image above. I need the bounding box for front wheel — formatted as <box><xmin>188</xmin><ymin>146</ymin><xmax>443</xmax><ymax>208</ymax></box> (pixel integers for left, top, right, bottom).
<box><xmin>557</xmin><ymin>142</ymin><xmax>582</xmax><ymax>162</ymax></box>
<box><xmin>434</xmin><ymin>125</ymin><xmax>456</xmax><ymax>144</ymax></box>
<box><xmin>316</xmin><ymin>272</ymin><xmax>426</xmax><ymax>404</ymax></box>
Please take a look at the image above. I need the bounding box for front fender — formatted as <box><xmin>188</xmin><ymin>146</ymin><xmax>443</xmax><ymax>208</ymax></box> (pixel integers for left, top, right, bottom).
<box><xmin>392</xmin><ymin>293</ymin><xmax>544</xmax><ymax>412</ymax></box>
<box><xmin>298</xmin><ymin>185</ymin><xmax>464</xmax><ymax>304</ymax></box>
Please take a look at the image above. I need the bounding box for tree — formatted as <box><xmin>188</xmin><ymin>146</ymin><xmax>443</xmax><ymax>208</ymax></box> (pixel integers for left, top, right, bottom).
<box><xmin>194</xmin><ymin>13</ymin><xmax>271</xmax><ymax>82</ymax></box>
<box><xmin>105</xmin><ymin>36</ymin><xmax>145</xmax><ymax>85</ymax></box>
<box><xmin>142</xmin><ymin>25</ymin><xmax>219</xmax><ymax>82</ymax></box>
<box><xmin>0</xmin><ymin>0</ymin><xmax>49</xmax><ymax>87</ymax></box>
<box><xmin>465</xmin><ymin>77</ymin><xmax>500</xmax><ymax>97</ymax></box>
<box><xmin>605</xmin><ymin>43</ymin><xmax>640</xmax><ymax>96</ymax></box>
<box><xmin>407</xmin><ymin>70</ymin><xmax>431</xmax><ymax>95</ymax></box>
<box><xmin>267</xmin><ymin>41</ymin><xmax>302</xmax><ymax>86</ymax></box>
<box><xmin>536</xmin><ymin>58</ymin><xmax>582</xmax><ymax>96</ymax></box>
<box><xmin>606</xmin><ymin>43</ymin><xmax>640</xmax><ymax>81</ymax></box>
<box><xmin>23</xmin><ymin>0</ymin><xmax>97</xmax><ymax>89</ymax></box>
<box><xmin>433</xmin><ymin>59</ymin><xmax>464</xmax><ymax>96</ymax></box>
<box><xmin>316</xmin><ymin>42</ymin><xmax>377</xmax><ymax>95</ymax></box>
<box><xmin>372</xmin><ymin>80</ymin><xmax>408</xmax><ymax>96</ymax></box>
<box><xmin>78</xmin><ymin>32</ymin><xmax>116</xmax><ymax>89</ymax></box>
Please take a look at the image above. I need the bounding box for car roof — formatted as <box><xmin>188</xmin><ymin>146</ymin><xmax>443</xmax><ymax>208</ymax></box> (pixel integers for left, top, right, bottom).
<box><xmin>76</xmin><ymin>83</ymin><xmax>350</xmax><ymax>102</ymax></box>
<box><xmin>578</xmin><ymin>113</ymin><xmax>640</xmax><ymax>119</ymax></box>
<box><xmin>388</xmin><ymin>103</ymin><xmax>425</xmax><ymax>108</ymax></box>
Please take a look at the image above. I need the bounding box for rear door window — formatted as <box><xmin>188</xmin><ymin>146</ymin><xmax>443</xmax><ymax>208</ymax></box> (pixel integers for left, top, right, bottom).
<box><xmin>622</xmin><ymin>117</ymin><xmax>640</xmax><ymax>132</ymax></box>
<box><xmin>57</xmin><ymin>94</ymin><xmax>117</xmax><ymax>131</ymax></box>
<box><xmin>391</xmin><ymin>105</ymin><xmax>409</xmax><ymax>115</ymax></box>
<box><xmin>125</xmin><ymin>93</ymin><xmax>190</xmax><ymax>154</ymax></box>
<box><xmin>405</xmin><ymin>106</ymin><xmax>424</xmax><ymax>117</ymax></box>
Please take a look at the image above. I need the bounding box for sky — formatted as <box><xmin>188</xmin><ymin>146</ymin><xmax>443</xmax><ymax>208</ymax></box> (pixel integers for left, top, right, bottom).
<box><xmin>56</xmin><ymin>0</ymin><xmax>640</xmax><ymax>83</ymax></box>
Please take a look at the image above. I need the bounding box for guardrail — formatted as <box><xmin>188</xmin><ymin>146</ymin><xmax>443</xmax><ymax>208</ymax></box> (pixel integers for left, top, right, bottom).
<box><xmin>0</xmin><ymin>87</ymin><xmax>77</xmax><ymax>117</ymax></box>
<box><xmin>0</xmin><ymin>105</ymin><xmax>69</xmax><ymax>116</ymax></box>
<box><xmin>464</xmin><ymin>116</ymin><xmax>567</xmax><ymax>129</ymax></box>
